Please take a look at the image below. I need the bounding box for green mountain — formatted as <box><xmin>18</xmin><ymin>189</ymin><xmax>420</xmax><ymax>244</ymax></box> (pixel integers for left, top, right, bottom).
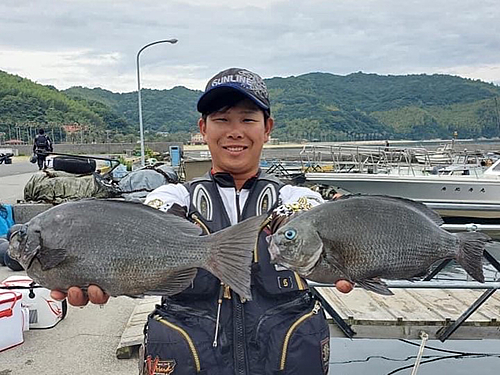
<box><xmin>63</xmin><ymin>72</ymin><xmax>500</xmax><ymax>141</ymax></box>
<box><xmin>0</xmin><ymin>70</ymin><xmax>132</xmax><ymax>143</ymax></box>
<box><xmin>1</xmin><ymin>69</ymin><xmax>500</xmax><ymax>143</ymax></box>
<box><xmin>266</xmin><ymin>72</ymin><xmax>500</xmax><ymax>140</ymax></box>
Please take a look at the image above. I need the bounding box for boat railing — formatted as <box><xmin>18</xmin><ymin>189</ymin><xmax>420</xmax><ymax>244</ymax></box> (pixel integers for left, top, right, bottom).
<box><xmin>298</xmin><ymin>144</ymin><xmax>485</xmax><ymax>177</ymax></box>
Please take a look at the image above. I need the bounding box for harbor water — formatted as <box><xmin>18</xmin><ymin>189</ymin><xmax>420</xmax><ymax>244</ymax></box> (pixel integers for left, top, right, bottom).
<box><xmin>328</xmin><ymin>242</ymin><xmax>500</xmax><ymax>375</ymax></box>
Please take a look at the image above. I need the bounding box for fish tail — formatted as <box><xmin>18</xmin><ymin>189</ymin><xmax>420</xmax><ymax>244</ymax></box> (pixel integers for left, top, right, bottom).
<box><xmin>455</xmin><ymin>232</ymin><xmax>491</xmax><ymax>283</ymax></box>
<box><xmin>203</xmin><ymin>214</ymin><xmax>267</xmax><ymax>301</ymax></box>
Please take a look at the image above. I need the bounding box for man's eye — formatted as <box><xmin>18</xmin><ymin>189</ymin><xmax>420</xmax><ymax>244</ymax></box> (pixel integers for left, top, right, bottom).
<box><xmin>243</xmin><ymin>118</ymin><xmax>257</xmax><ymax>123</ymax></box>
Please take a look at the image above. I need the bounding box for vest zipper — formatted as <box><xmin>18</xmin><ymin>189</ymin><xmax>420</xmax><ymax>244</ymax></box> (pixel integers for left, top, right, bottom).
<box><xmin>250</xmin><ymin>294</ymin><xmax>310</xmax><ymax>344</ymax></box>
<box><xmin>235</xmin><ymin>190</ymin><xmax>241</xmax><ymax>222</ymax></box>
<box><xmin>187</xmin><ymin>213</ymin><xmax>228</xmax><ymax>348</ymax></box>
<box><xmin>233</xmin><ymin>294</ymin><xmax>248</xmax><ymax>375</ymax></box>
<box><xmin>153</xmin><ymin>314</ymin><xmax>201</xmax><ymax>372</ymax></box>
<box><xmin>279</xmin><ymin>300</ymin><xmax>321</xmax><ymax>371</ymax></box>
<box><xmin>234</xmin><ymin>188</ymin><xmax>248</xmax><ymax>375</ymax></box>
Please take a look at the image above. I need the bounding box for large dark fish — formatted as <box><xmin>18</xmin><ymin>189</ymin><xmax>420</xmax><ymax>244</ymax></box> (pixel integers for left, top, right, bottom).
<box><xmin>268</xmin><ymin>195</ymin><xmax>490</xmax><ymax>295</ymax></box>
<box><xmin>8</xmin><ymin>199</ymin><xmax>264</xmax><ymax>300</ymax></box>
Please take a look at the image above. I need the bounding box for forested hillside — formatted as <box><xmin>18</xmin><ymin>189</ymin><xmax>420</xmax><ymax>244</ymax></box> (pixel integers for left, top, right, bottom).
<box><xmin>1</xmin><ymin>69</ymin><xmax>499</xmax><ymax>144</ymax></box>
<box><xmin>266</xmin><ymin>72</ymin><xmax>500</xmax><ymax>141</ymax></box>
<box><xmin>0</xmin><ymin>71</ymin><xmax>133</xmax><ymax>143</ymax></box>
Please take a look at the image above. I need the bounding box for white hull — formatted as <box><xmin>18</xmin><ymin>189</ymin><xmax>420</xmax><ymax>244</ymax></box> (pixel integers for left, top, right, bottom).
<box><xmin>305</xmin><ymin>172</ymin><xmax>500</xmax><ymax>219</ymax></box>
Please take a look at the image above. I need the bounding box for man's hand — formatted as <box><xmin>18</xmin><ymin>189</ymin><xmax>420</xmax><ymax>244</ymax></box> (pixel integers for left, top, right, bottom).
<box><xmin>50</xmin><ymin>285</ymin><xmax>109</xmax><ymax>306</ymax></box>
<box><xmin>335</xmin><ymin>280</ymin><xmax>354</xmax><ymax>294</ymax></box>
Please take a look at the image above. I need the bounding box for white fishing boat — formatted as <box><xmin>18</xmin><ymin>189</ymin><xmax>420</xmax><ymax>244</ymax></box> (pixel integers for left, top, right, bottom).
<box><xmin>300</xmin><ymin>144</ymin><xmax>500</xmax><ymax>221</ymax></box>
<box><xmin>414</xmin><ymin>142</ymin><xmax>455</xmax><ymax>164</ymax></box>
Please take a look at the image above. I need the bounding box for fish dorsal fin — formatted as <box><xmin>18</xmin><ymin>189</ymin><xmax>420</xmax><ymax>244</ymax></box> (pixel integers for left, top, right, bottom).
<box><xmin>37</xmin><ymin>246</ymin><xmax>68</xmax><ymax>271</ymax></box>
<box><xmin>161</xmin><ymin>212</ymin><xmax>203</xmax><ymax>236</ymax></box>
<box><xmin>144</xmin><ymin>268</ymin><xmax>198</xmax><ymax>296</ymax></box>
<box><xmin>338</xmin><ymin>194</ymin><xmax>444</xmax><ymax>225</ymax></box>
<box><xmin>75</xmin><ymin>199</ymin><xmax>203</xmax><ymax>236</ymax></box>
<box><xmin>356</xmin><ymin>277</ymin><xmax>394</xmax><ymax>296</ymax></box>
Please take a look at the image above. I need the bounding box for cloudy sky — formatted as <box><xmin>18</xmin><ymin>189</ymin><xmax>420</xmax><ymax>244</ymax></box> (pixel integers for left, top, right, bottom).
<box><xmin>0</xmin><ymin>0</ymin><xmax>499</xmax><ymax>93</ymax></box>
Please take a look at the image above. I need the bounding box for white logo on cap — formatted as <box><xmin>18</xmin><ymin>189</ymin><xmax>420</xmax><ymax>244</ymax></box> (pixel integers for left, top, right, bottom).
<box><xmin>211</xmin><ymin>70</ymin><xmax>268</xmax><ymax>100</ymax></box>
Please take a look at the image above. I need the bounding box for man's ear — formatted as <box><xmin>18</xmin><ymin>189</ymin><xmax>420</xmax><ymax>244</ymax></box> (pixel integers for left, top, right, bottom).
<box><xmin>264</xmin><ymin>117</ymin><xmax>274</xmax><ymax>142</ymax></box>
<box><xmin>198</xmin><ymin>118</ymin><xmax>207</xmax><ymax>140</ymax></box>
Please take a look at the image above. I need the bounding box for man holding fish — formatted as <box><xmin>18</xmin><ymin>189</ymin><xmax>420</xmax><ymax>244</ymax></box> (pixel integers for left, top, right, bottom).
<box><xmin>49</xmin><ymin>68</ymin><xmax>353</xmax><ymax>374</ymax></box>
<box><xmin>11</xmin><ymin>67</ymin><xmax>489</xmax><ymax>374</ymax></box>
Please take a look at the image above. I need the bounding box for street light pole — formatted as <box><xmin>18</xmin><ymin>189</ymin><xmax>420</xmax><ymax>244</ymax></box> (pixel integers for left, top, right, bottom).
<box><xmin>136</xmin><ymin>38</ymin><xmax>178</xmax><ymax>167</ymax></box>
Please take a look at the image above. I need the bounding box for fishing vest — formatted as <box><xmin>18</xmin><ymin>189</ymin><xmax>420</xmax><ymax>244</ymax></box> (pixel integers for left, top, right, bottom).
<box><xmin>172</xmin><ymin>170</ymin><xmax>309</xmax><ymax>300</ymax></box>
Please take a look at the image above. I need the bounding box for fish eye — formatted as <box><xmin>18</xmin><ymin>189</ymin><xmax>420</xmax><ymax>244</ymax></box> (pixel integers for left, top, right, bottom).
<box><xmin>284</xmin><ymin>229</ymin><xmax>297</xmax><ymax>240</ymax></box>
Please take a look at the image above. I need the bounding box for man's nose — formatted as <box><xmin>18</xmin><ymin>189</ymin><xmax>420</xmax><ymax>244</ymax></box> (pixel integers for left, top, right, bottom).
<box><xmin>227</xmin><ymin>123</ymin><xmax>244</xmax><ymax>138</ymax></box>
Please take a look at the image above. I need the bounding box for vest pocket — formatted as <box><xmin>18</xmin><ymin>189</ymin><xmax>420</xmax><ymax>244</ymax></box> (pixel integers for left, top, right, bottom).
<box><xmin>250</xmin><ymin>298</ymin><xmax>330</xmax><ymax>375</ymax></box>
<box><xmin>143</xmin><ymin>306</ymin><xmax>224</xmax><ymax>375</ymax></box>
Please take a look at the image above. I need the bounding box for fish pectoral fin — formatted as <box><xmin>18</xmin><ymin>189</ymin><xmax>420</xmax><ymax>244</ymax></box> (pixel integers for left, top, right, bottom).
<box><xmin>37</xmin><ymin>247</ymin><xmax>68</xmax><ymax>271</ymax></box>
<box><xmin>144</xmin><ymin>268</ymin><xmax>198</xmax><ymax>296</ymax></box>
<box><xmin>357</xmin><ymin>278</ymin><xmax>394</xmax><ymax>296</ymax></box>
<box><xmin>322</xmin><ymin>246</ymin><xmax>347</xmax><ymax>272</ymax></box>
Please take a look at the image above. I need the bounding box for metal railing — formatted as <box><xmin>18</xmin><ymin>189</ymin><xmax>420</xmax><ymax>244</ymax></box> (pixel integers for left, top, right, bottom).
<box><xmin>310</xmin><ymin>247</ymin><xmax>500</xmax><ymax>342</ymax></box>
<box><xmin>298</xmin><ymin>143</ymin><xmax>486</xmax><ymax>177</ymax></box>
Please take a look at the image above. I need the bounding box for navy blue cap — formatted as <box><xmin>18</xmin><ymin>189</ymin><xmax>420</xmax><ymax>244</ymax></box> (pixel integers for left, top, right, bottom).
<box><xmin>197</xmin><ymin>68</ymin><xmax>270</xmax><ymax>114</ymax></box>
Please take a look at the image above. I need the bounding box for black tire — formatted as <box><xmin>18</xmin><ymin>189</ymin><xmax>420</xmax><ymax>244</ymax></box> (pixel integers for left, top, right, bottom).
<box><xmin>0</xmin><ymin>240</ymin><xmax>8</xmax><ymax>266</ymax></box>
<box><xmin>4</xmin><ymin>250</ymin><xmax>24</xmax><ymax>271</ymax></box>
<box><xmin>4</xmin><ymin>158</ymin><xmax>12</xmax><ymax>164</ymax></box>
<box><xmin>53</xmin><ymin>156</ymin><xmax>96</xmax><ymax>174</ymax></box>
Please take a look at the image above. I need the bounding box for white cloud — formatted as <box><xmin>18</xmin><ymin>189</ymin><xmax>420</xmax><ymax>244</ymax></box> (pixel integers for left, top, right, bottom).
<box><xmin>435</xmin><ymin>64</ymin><xmax>500</xmax><ymax>85</ymax></box>
<box><xmin>0</xmin><ymin>0</ymin><xmax>498</xmax><ymax>91</ymax></box>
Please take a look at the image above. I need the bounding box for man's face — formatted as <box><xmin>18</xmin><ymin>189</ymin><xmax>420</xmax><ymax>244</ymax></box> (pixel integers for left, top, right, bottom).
<box><xmin>198</xmin><ymin>100</ymin><xmax>273</xmax><ymax>178</ymax></box>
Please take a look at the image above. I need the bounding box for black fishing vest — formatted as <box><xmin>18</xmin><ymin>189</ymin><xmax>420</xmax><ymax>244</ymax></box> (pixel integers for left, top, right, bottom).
<box><xmin>171</xmin><ymin>170</ymin><xmax>309</xmax><ymax>301</ymax></box>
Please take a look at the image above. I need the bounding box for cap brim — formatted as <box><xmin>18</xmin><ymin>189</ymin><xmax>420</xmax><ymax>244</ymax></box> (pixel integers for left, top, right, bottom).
<box><xmin>197</xmin><ymin>84</ymin><xmax>269</xmax><ymax>113</ymax></box>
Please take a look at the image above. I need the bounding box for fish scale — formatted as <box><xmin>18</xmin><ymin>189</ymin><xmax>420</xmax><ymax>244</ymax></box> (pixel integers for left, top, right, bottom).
<box><xmin>269</xmin><ymin>195</ymin><xmax>490</xmax><ymax>295</ymax></box>
<box><xmin>8</xmin><ymin>199</ymin><xmax>265</xmax><ymax>300</ymax></box>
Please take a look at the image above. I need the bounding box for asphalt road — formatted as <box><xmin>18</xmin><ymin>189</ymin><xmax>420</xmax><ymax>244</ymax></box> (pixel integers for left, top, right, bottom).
<box><xmin>0</xmin><ymin>158</ymin><xmax>38</xmax><ymax>178</ymax></box>
<box><xmin>0</xmin><ymin>158</ymin><xmax>39</xmax><ymax>204</ymax></box>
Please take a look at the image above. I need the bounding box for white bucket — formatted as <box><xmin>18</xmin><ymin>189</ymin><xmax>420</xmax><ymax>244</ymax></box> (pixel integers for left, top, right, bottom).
<box><xmin>0</xmin><ymin>291</ymin><xmax>24</xmax><ymax>352</ymax></box>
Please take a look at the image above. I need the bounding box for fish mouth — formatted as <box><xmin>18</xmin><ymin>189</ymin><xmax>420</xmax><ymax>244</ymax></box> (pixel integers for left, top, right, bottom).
<box><xmin>7</xmin><ymin>232</ymin><xmax>22</xmax><ymax>262</ymax></box>
<box><xmin>267</xmin><ymin>237</ymin><xmax>281</xmax><ymax>262</ymax></box>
